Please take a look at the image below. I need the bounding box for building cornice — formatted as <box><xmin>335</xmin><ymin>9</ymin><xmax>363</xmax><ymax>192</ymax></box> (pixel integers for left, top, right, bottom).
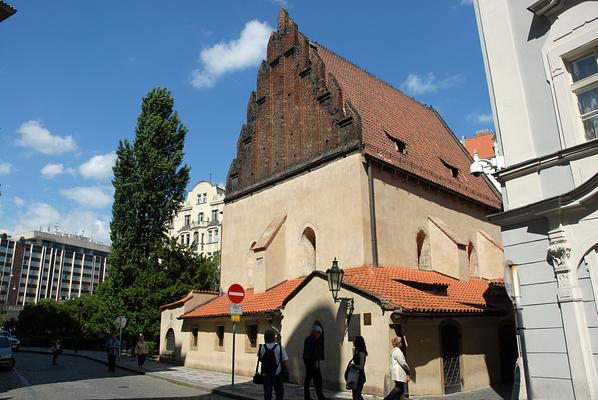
<box><xmin>528</xmin><ymin>0</ymin><xmax>565</xmax><ymax>17</ymax></box>
<box><xmin>495</xmin><ymin>139</ymin><xmax>598</xmax><ymax>183</ymax></box>
<box><xmin>488</xmin><ymin>172</ymin><xmax>598</xmax><ymax>226</ymax></box>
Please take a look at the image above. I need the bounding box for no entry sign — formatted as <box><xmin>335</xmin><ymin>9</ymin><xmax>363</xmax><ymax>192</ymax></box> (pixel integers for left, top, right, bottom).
<box><xmin>227</xmin><ymin>283</ymin><xmax>245</xmax><ymax>304</ymax></box>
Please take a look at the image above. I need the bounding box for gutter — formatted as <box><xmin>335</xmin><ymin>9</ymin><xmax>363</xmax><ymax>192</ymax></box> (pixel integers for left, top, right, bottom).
<box><xmin>367</xmin><ymin>160</ymin><xmax>379</xmax><ymax>266</ymax></box>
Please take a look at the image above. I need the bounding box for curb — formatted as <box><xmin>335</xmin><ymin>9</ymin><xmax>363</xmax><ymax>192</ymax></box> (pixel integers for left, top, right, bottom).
<box><xmin>18</xmin><ymin>348</ymin><xmax>144</xmax><ymax>375</ymax></box>
<box><xmin>213</xmin><ymin>387</ymin><xmax>261</xmax><ymax>400</ymax></box>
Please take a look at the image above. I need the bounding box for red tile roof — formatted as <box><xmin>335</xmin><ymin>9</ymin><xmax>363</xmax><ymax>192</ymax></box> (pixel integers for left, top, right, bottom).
<box><xmin>181</xmin><ymin>277</ymin><xmax>305</xmax><ymax>319</ymax></box>
<box><xmin>464</xmin><ymin>132</ymin><xmax>495</xmax><ymax>160</ymax></box>
<box><xmin>340</xmin><ymin>265</ymin><xmax>502</xmax><ymax>313</ymax></box>
<box><xmin>315</xmin><ymin>46</ymin><xmax>501</xmax><ymax>210</ymax></box>
<box><xmin>160</xmin><ymin>292</ymin><xmax>195</xmax><ymax>310</ymax></box>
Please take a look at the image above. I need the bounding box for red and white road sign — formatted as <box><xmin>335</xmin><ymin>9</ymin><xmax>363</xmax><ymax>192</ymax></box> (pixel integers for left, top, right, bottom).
<box><xmin>227</xmin><ymin>283</ymin><xmax>245</xmax><ymax>304</ymax></box>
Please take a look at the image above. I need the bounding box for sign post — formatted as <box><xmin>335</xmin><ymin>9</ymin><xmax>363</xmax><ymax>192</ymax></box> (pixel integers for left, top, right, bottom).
<box><xmin>227</xmin><ymin>284</ymin><xmax>245</xmax><ymax>386</ymax></box>
<box><xmin>114</xmin><ymin>316</ymin><xmax>127</xmax><ymax>360</ymax></box>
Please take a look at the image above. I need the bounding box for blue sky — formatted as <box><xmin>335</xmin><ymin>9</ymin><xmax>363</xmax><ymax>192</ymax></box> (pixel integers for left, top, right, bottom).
<box><xmin>0</xmin><ymin>0</ymin><xmax>493</xmax><ymax>244</ymax></box>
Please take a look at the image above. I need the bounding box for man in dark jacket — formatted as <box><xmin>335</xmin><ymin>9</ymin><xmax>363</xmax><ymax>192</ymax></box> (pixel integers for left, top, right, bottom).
<box><xmin>303</xmin><ymin>325</ymin><xmax>327</xmax><ymax>400</ymax></box>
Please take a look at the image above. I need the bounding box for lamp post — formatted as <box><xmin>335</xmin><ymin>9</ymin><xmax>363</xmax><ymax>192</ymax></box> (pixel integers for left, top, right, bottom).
<box><xmin>76</xmin><ymin>301</ymin><xmax>82</xmax><ymax>354</ymax></box>
<box><xmin>325</xmin><ymin>258</ymin><xmax>354</xmax><ymax>315</ymax></box>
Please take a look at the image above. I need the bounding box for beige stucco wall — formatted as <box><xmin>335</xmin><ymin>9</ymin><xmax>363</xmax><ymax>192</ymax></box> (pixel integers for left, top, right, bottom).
<box><xmin>221</xmin><ymin>153</ymin><xmax>371</xmax><ymax>292</ymax></box>
<box><xmin>372</xmin><ymin>167</ymin><xmax>504</xmax><ymax>280</ymax></box>
<box><xmin>282</xmin><ymin>277</ymin><xmax>390</xmax><ymax>396</ymax></box>
<box><xmin>182</xmin><ymin>316</ymin><xmax>277</xmax><ymax>376</ymax></box>
<box><xmin>159</xmin><ymin>293</ymin><xmax>218</xmax><ymax>363</ymax></box>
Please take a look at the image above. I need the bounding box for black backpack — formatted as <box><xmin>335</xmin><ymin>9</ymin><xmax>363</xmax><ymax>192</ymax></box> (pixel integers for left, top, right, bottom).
<box><xmin>260</xmin><ymin>344</ymin><xmax>279</xmax><ymax>375</ymax></box>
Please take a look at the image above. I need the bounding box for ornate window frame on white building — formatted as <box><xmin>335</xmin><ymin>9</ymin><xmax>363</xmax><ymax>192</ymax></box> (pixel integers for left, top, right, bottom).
<box><xmin>544</xmin><ymin>25</ymin><xmax>598</xmax><ymax>147</ymax></box>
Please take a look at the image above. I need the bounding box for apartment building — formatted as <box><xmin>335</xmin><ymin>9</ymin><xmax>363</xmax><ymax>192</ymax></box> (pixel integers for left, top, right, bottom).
<box><xmin>0</xmin><ymin>230</ymin><xmax>111</xmax><ymax>313</ymax></box>
<box><xmin>168</xmin><ymin>181</ymin><xmax>225</xmax><ymax>258</ymax></box>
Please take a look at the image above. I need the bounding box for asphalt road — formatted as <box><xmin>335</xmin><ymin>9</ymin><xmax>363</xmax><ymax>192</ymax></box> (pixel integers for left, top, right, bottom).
<box><xmin>0</xmin><ymin>352</ymin><xmax>229</xmax><ymax>400</ymax></box>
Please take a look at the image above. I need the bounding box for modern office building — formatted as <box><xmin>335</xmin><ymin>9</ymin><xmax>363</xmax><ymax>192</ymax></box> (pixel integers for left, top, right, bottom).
<box><xmin>0</xmin><ymin>231</ymin><xmax>111</xmax><ymax>313</ymax></box>
<box><xmin>167</xmin><ymin>181</ymin><xmax>225</xmax><ymax>258</ymax></box>
<box><xmin>475</xmin><ymin>1</ymin><xmax>598</xmax><ymax>398</ymax></box>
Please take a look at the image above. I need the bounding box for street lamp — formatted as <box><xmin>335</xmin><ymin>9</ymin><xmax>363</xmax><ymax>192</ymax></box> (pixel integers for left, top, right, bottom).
<box><xmin>76</xmin><ymin>301</ymin><xmax>83</xmax><ymax>354</ymax></box>
<box><xmin>325</xmin><ymin>258</ymin><xmax>354</xmax><ymax>315</ymax></box>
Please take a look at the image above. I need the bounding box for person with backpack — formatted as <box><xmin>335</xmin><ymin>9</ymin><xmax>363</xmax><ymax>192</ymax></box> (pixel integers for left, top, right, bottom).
<box><xmin>257</xmin><ymin>328</ymin><xmax>288</xmax><ymax>400</ymax></box>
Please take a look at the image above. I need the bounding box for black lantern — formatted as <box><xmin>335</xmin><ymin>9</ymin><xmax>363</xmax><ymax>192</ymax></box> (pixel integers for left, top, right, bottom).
<box><xmin>325</xmin><ymin>258</ymin><xmax>354</xmax><ymax>315</ymax></box>
<box><xmin>326</xmin><ymin>258</ymin><xmax>343</xmax><ymax>301</ymax></box>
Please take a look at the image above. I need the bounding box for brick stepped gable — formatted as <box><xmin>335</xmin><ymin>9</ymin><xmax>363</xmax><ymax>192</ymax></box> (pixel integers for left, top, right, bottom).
<box><xmin>226</xmin><ymin>9</ymin><xmax>501</xmax><ymax>210</ymax></box>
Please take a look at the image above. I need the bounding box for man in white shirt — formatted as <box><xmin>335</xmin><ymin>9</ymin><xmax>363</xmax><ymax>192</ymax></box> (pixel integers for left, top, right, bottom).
<box><xmin>258</xmin><ymin>328</ymin><xmax>288</xmax><ymax>400</ymax></box>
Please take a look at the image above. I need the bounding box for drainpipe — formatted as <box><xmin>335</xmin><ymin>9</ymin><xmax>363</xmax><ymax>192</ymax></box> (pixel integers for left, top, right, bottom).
<box><xmin>367</xmin><ymin>160</ymin><xmax>379</xmax><ymax>266</ymax></box>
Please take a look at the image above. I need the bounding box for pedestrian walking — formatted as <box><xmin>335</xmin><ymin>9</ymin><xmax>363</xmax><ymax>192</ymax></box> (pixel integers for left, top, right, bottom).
<box><xmin>258</xmin><ymin>328</ymin><xmax>288</xmax><ymax>400</ymax></box>
<box><xmin>135</xmin><ymin>333</ymin><xmax>148</xmax><ymax>369</ymax></box>
<box><xmin>50</xmin><ymin>338</ymin><xmax>62</xmax><ymax>366</ymax></box>
<box><xmin>347</xmin><ymin>336</ymin><xmax>367</xmax><ymax>400</ymax></box>
<box><xmin>383</xmin><ymin>336</ymin><xmax>410</xmax><ymax>400</ymax></box>
<box><xmin>106</xmin><ymin>331</ymin><xmax>120</xmax><ymax>373</ymax></box>
<box><xmin>303</xmin><ymin>325</ymin><xmax>328</xmax><ymax>400</ymax></box>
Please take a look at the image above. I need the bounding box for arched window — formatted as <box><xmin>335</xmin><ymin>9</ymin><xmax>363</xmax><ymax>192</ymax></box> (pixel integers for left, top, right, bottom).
<box><xmin>165</xmin><ymin>328</ymin><xmax>175</xmax><ymax>353</ymax></box>
<box><xmin>301</xmin><ymin>227</ymin><xmax>316</xmax><ymax>274</ymax></box>
<box><xmin>416</xmin><ymin>230</ymin><xmax>431</xmax><ymax>269</ymax></box>
<box><xmin>467</xmin><ymin>242</ymin><xmax>479</xmax><ymax>277</ymax></box>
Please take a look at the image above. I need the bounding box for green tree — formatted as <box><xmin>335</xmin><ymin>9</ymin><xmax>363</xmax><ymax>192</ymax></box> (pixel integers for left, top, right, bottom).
<box><xmin>110</xmin><ymin>87</ymin><xmax>190</xmax><ymax>290</ymax></box>
<box><xmin>108</xmin><ymin>87</ymin><xmax>220</xmax><ymax>342</ymax></box>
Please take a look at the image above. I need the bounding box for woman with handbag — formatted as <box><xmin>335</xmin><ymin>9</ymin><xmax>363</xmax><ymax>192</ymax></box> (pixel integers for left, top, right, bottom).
<box><xmin>348</xmin><ymin>335</ymin><xmax>367</xmax><ymax>400</ymax></box>
<box><xmin>383</xmin><ymin>336</ymin><xmax>410</xmax><ymax>400</ymax></box>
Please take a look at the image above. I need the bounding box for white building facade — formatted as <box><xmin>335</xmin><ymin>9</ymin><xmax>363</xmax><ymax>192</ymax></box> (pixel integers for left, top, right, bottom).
<box><xmin>475</xmin><ymin>1</ymin><xmax>598</xmax><ymax>398</ymax></box>
<box><xmin>168</xmin><ymin>181</ymin><xmax>225</xmax><ymax>258</ymax></box>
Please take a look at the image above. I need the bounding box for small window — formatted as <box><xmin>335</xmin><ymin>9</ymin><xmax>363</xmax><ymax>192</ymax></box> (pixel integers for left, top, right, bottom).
<box><xmin>440</xmin><ymin>158</ymin><xmax>459</xmax><ymax>178</ymax></box>
<box><xmin>198</xmin><ymin>212</ymin><xmax>204</xmax><ymax>222</ymax></box>
<box><xmin>191</xmin><ymin>328</ymin><xmax>199</xmax><ymax>348</ymax></box>
<box><xmin>208</xmin><ymin>230</ymin><xmax>213</xmax><ymax>243</ymax></box>
<box><xmin>569</xmin><ymin>51</ymin><xmax>598</xmax><ymax>141</ymax></box>
<box><xmin>385</xmin><ymin>131</ymin><xmax>407</xmax><ymax>154</ymax></box>
<box><xmin>193</xmin><ymin>232</ymin><xmax>199</xmax><ymax>245</ymax></box>
<box><xmin>212</xmin><ymin>209</ymin><xmax>219</xmax><ymax>223</ymax></box>
<box><xmin>247</xmin><ymin>324</ymin><xmax>258</xmax><ymax>348</ymax></box>
<box><xmin>216</xmin><ymin>326</ymin><xmax>224</xmax><ymax>347</ymax></box>
<box><xmin>184</xmin><ymin>215</ymin><xmax>191</xmax><ymax>226</ymax></box>
<box><xmin>196</xmin><ymin>194</ymin><xmax>201</xmax><ymax>205</ymax></box>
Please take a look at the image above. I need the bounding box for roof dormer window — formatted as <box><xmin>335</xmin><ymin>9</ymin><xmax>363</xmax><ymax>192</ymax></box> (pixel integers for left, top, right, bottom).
<box><xmin>440</xmin><ymin>158</ymin><xmax>459</xmax><ymax>178</ymax></box>
<box><xmin>385</xmin><ymin>131</ymin><xmax>407</xmax><ymax>154</ymax></box>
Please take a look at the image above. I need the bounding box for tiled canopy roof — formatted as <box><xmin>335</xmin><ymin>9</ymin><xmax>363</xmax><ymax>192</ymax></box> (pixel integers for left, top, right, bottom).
<box><xmin>160</xmin><ymin>292</ymin><xmax>195</xmax><ymax>310</ymax></box>
<box><xmin>182</xmin><ymin>265</ymin><xmax>504</xmax><ymax>319</ymax></box>
<box><xmin>180</xmin><ymin>277</ymin><xmax>305</xmax><ymax>319</ymax></box>
<box><xmin>315</xmin><ymin>46</ymin><xmax>502</xmax><ymax>210</ymax></box>
<box><xmin>340</xmin><ymin>265</ymin><xmax>503</xmax><ymax>314</ymax></box>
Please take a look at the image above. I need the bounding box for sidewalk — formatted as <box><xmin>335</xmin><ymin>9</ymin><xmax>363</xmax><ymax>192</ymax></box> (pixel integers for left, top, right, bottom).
<box><xmin>20</xmin><ymin>347</ymin><xmax>507</xmax><ymax>400</ymax></box>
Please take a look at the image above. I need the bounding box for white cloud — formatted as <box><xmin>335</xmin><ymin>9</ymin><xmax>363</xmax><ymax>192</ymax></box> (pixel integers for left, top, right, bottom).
<box><xmin>16</xmin><ymin>120</ymin><xmax>78</xmax><ymax>155</ymax></box>
<box><xmin>60</xmin><ymin>186</ymin><xmax>113</xmax><ymax>209</ymax></box>
<box><xmin>400</xmin><ymin>73</ymin><xmax>463</xmax><ymax>96</ymax></box>
<box><xmin>41</xmin><ymin>163</ymin><xmax>66</xmax><ymax>179</ymax></box>
<box><xmin>466</xmin><ymin>112</ymin><xmax>494</xmax><ymax>124</ymax></box>
<box><xmin>11</xmin><ymin>202</ymin><xmax>111</xmax><ymax>244</ymax></box>
<box><xmin>191</xmin><ymin>20</ymin><xmax>273</xmax><ymax>88</ymax></box>
<box><xmin>0</xmin><ymin>161</ymin><xmax>13</xmax><ymax>175</ymax></box>
<box><xmin>13</xmin><ymin>196</ymin><xmax>24</xmax><ymax>207</ymax></box>
<box><xmin>79</xmin><ymin>152</ymin><xmax>116</xmax><ymax>180</ymax></box>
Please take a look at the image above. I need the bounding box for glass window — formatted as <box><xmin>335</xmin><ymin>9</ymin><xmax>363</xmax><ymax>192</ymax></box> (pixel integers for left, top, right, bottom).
<box><xmin>212</xmin><ymin>210</ymin><xmax>219</xmax><ymax>222</ymax></box>
<box><xmin>570</xmin><ymin>54</ymin><xmax>598</xmax><ymax>82</ymax></box>
<box><xmin>247</xmin><ymin>324</ymin><xmax>258</xmax><ymax>348</ymax></box>
<box><xmin>184</xmin><ymin>215</ymin><xmax>190</xmax><ymax>226</ymax></box>
<box><xmin>570</xmin><ymin>52</ymin><xmax>598</xmax><ymax>141</ymax></box>
<box><xmin>577</xmin><ymin>86</ymin><xmax>598</xmax><ymax>141</ymax></box>
<box><xmin>217</xmin><ymin>326</ymin><xmax>224</xmax><ymax>347</ymax></box>
<box><xmin>198</xmin><ymin>212</ymin><xmax>204</xmax><ymax>222</ymax></box>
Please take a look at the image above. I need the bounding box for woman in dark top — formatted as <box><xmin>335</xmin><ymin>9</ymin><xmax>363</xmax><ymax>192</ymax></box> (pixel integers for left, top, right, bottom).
<box><xmin>351</xmin><ymin>336</ymin><xmax>367</xmax><ymax>400</ymax></box>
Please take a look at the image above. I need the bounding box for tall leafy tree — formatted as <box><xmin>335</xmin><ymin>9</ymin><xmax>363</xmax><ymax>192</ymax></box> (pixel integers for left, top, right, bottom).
<box><xmin>110</xmin><ymin>87</ymin><xmax>190</xmax><ymax>290</ymax></box>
